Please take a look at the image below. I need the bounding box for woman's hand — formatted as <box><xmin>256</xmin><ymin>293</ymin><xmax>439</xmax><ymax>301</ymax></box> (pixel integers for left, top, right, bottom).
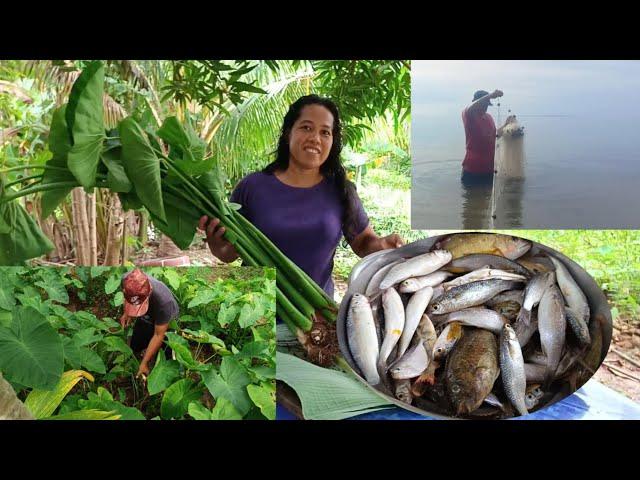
<box><xmin>350</xmin><ymin>226</ymin><xmax>405</xmax><ymax>258</ymax></box>
<box><xmin>137</xmin><ymin>362</ymin><xmax>150</xmax><ymax>378</ymax></box>
<box><xmin>379</xmin><ymin>233</ymin><xmax>404</xmax><ymax>250</ymax></box>
<box><xmin>198</xmin><ymin>216</ymin><xmax>240</xmax><ymax>263</ymax></box>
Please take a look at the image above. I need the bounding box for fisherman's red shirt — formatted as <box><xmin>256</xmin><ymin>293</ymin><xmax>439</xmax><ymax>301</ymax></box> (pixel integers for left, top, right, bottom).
<box><xmin>462</xmin><ymin>107</ymin><xmax>497</xmax><ymax>174</ymax></box>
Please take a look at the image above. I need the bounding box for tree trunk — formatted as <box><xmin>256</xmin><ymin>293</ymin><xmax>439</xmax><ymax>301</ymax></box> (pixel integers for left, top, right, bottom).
<box><xmin>138</xmin><ymin>211</ymin><xmax>148</xmax><ymax>245</ymax></box>
<box><xmin>87</xmin><ymin>191</ymin><xmax>98</xmax><ymax>265</ymax></box>
<box><xmin>103</xmin><ymin>192</ymin><xmax>124</xmax><ymax>266</ymax></box>
<box><xmin>71</xmin><ymin>188</ymin><xmax>91</xmax><ymax>265</ymax></box>
<box><xmin>0</xmin><ymin>373</ymin><xmax>34</xmax><ymax>420</ymax></box>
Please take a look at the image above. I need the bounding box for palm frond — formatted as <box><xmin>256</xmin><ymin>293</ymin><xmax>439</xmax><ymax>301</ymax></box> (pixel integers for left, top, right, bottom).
<box><xmin>0</xmin><ymin>80</ymin><xmax>33</xmax><ymax>103</ymax></box>
<box><xmin>212</xmin><ymin>63</ymin><xmax>315</xmax><ymax>182</ymax></box>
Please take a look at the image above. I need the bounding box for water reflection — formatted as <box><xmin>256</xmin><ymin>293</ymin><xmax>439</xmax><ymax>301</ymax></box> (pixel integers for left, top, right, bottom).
<box><xmin>460</xmin><ymin>172</ymin><xmax>492</xmax><ymax>229</ymax></box>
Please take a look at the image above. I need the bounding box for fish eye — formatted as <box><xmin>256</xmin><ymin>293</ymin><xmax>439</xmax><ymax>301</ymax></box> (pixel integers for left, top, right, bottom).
<box><xmin>436</xmin><ymin>347</ymin><xmax>443</xmax><ymax>353</ymax></box>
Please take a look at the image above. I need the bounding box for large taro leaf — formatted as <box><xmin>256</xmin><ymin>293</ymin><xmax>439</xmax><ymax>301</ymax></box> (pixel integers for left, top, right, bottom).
<box><xmin>0</xmin><ymin>276</ymin><xmax>16</xmax><ymax>311</ymax></box>
<box><xmin>147</xmin><ymin>352</ymin><xmax>181</xmax><ymax>395</ymax></box>
<box><xmin>41</xmin><ymin>106</ymin><xmax>77</xmax><ymax>218</ymax></box>
<box><xmin>203</xmin><ymin>356</ymin><xmax>252</xmax><ymax>416</ymax></box>
<box><xmin>165</xmin><ymin>332</ymin><xmax>207</xmax><ymax>371</ymax></box>
<box><xmin>0</xmin><ymin>306</ymin><xmax>63</xmax><ymax>390</ymax></box>
<box><xmin>66</xmin><ymin>61</ymin><xmax>105</xmax><ymax>189</ymax></box>
<box><xmin>160</xmin><ymin>378</ymin><xmax>203</xmax><ymax>419</ymax></box>
<box><xmin>0</xmin><ymin>201</ymin><xmax>54</xmax><ymax>265</ymax></box>
<box><xmin>119</xmin><ymin>117</ymin><xmax>166</xmax><ymax>223</ymax></box>
<box><xmin>188</xmin><ymin>397</ymin><xmax>242</xmax><ymax>420</ymax></box>
<box><xmin>247</xmin><ymin>382</ymin><xmax>275</xmax><ymax>420</ymax></box>
<box><xmin>157</xmin><ymin>116</ymin><xmax>212</xmax><ymax>175</ymax></box>
<box><xmin>118</xmin><ymin>190</ymin><xmax>144</xmax><ymax>211</ymax></box>
<box><xmin>62</xmin><ymin>337</ymin><xmax>106</xmax><ymax>374</ymax></box>
<box><xmin>24</xmin><ymin>370</ymin><xmax>94</xmax><ymax>419</ymax></box>
<box><xmin>101</xmin><ymin>146</ymin><xmax>132</xmax><ymax>193</ymax></box>
<box><xmin>147</xmin><ymin>189</ymin><xmax>199</xmax><ymax>250</ymax></box>
<box><xmin>78</xmin><ymin>387</ymin><xmax>145</xmax><ymax>420</ymax></box>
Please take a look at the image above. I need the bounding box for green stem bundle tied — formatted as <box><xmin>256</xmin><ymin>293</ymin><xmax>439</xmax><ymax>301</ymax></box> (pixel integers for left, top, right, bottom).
<box><xmin>0</xmin><ymin>60</ymin><xmax>338</xmax><ymax>347</ymax></box>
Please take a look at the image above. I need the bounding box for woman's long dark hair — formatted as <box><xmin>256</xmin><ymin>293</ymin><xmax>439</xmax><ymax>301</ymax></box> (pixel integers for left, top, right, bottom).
<box><xmin>263</xmin><ymin>95</ymin><xmax>360</xmax><ymax>240</ymax></box>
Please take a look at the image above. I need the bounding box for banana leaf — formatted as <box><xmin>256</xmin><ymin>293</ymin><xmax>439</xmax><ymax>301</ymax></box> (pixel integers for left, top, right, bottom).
<box><xmin>276</xmin><ymin>351</ymin><xmax>394</xmax><ymax>420</ymax></box>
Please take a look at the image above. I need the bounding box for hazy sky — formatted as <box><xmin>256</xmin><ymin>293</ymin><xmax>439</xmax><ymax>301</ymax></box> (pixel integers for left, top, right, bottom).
<box><xmin>412</xmin><ymin>60</ymin><xmax>640</xmax><ymax>161</ymax></box>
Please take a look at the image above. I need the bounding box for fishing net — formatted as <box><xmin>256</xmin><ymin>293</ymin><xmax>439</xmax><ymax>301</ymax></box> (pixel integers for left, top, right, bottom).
<box><xmin>491</xmin><ymin>118</ymin><xmax>526</xmax><ymax>226</ymax></box>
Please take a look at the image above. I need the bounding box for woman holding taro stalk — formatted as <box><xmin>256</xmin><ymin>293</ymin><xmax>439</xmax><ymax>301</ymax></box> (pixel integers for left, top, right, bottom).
<box><xmin>200</xmin><ymin>95</ymin><xmax>404</xmax><ymax>325</ymax></box>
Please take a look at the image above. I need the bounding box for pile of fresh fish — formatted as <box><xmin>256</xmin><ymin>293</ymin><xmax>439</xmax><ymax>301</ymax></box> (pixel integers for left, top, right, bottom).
<box><xmin>346</xmin><ymin>233</ymin><xmax>606</xmax><ymax>419</ymax></box>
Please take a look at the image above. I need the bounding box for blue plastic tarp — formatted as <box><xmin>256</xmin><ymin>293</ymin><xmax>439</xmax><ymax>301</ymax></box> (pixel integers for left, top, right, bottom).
<box><xmin>277</xmin><ymin>379</ymin><xmax>640</xmax><ymax>420</ymax></box>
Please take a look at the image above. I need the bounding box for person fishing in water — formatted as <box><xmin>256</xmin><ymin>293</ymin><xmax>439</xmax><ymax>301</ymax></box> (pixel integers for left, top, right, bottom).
<box><xmin>199</xmin><ymin>94</ymin><xmax>404</xmax><ymax>304</ymax></box>
<box><xmin>119</xmin><ymin>268</ymin><xmax>179</xmax><ymax>377</ymax></box>
<box><xmin>460</xmin><ymin>89</ymin><xmax>516</xmax><ymax>228</ymax></box>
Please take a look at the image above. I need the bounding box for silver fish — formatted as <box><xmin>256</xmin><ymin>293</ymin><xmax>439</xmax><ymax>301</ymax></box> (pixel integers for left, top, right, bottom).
<box><xmin>379</xmin><ymin>250</ymin><xmax>452</xmax><ymax>290</ymax></box>
<box><xmin>427</xmin><ymin>279</ymin><xmax>522</xmax><ymax>315</ymax></box>
<box><xmin>526</xmin><ymin>350</ymin><xmax>548</xmax><ymax>366</ymax></box>
<box><xmin>389</xmin><ymin>343</ymin><xmax>430</xmax><ymax>380</ymax></box>
<box><xmin>443</xmin><ymin>267</ymin><xmax>527</xmax><ymax>291</ymax></box>
<box><xmin>500</xmin><ymin>324</ymin><xmax>528</xmax><ymax>416</ymax></box>
<box><xmin>549</xmin><ymin>256</ymin><xmax>590</xmax><ymax>327</ymax></box>
<box><xmin>347</xmin><ymin>294</ymin><xmax>380</xmax><ymax>385</ymax></box>
<box><xmin>484</xmin><ymin>392</ymin><xmax>507</xmax><ymax>411</ymax></box>
<box><xmin>565</xmin><ymin>307</ymin><xmax>591</xmax><ymax>348</ymax></box>
<box><xmin>438</xmin><ymin>307</ymin><xmax>508</xmax><ymax>335</ymax></box>
<box><xmin>394</xmin><ymin>378</ymin><xmax>413</xmax><ymax>404</ymax></box>
<box><xmin>412</xmin><ymin>314</ymin><xmax>439</xmax><ymax>389</ymax></box>
<box><xmin>525</xmin><ymin>385</ymin><xmax>544</xmax><ymax>410</ymax></box>
<box><xmin>399</xmin><ymin>271</ymin><xmax>452</xmax><ymax>293</ymax></box>
<box><xmin>538</xmin><ymin>284</ymin><xmax>566</xmax><ymax>387</ymax></box>
<box><xmin>397</xmin><ymin>286</ymin><xmax>434</xmax><ymax>358</ymax></box>
<box><xmin>378</xmin><ymin>288</ymin><xmax>405</xmax><ymax>372</ymax></box>
<box><xmin>485</xmin><ymin>289</ymin><xmax>525</xmax><ymax>308</ymax></box>
<box><xmin>365</xmin><ymin>259</ymin><xmax>406</xmax><ymax>297</ymax></box>
<box><xmin>513</xmin><ymin>309</ymin><xmax>538</xmax><ymax>348</ymax></box>
<box><xmin>433</xmin><ymin>322</ymin><xmax>464</xmax><ymax>361</ymax></box>
<box><xmin>515</xmin><ymin>272</ymin><xmax>556</xmax><ymax>330</ymax></box>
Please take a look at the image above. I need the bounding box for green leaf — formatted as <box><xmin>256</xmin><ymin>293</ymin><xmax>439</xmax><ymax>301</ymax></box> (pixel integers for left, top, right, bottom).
<box><xmin>34</xmin><ymin>279</ymin><xmax>69</xmax><ymax>304</ymax></box>
<box><xmin>217</xmin><ymin>303</ymin><xmax>238</xmax><ymax>328</ymax></box>
<box><xmin>73</xmin><ymin>327</ymin><xmax>103</xmax><ymax>347</ymax></box>
<box><xmin>187</xmin><ymin>401</ymin><xmax>213</xmax><ymax>420</ymax></box>
<box><xmin>147</xmin><ymin>189</ymin><xmax>199</xmax><ymax>250</ymax></box>
<box><xmin>113</xmin><ymin>291</ymin><xmax>124</xmax><ymax>306</ymax></box>
<box><xmin>232</xmin><ymin>81</ymin><xmax>267</xmax><ymax>95</ymax></box>
<box><xmin>48</xmin><ymin>105</ymin><xmax>72</xmax><ymax>157</ymax></box>
<box><xmin>46</xmin><ymin>409</ymin><xmax>121</xmax><ymax>420</ymax></box>
<box><xmin>187</xmin><ymin>288</ymin><xmax>218</xmax><ymax>309</ymax></box>
<box><xmin>66</xmin><ymin>61</ymin><xmax>106</xmax><ymax>188</ymax></box>
<box><xmin>25</xmin><ymin>370</ymin><xmax>95</xmax><ymax>419</ymax></box>
<box><xmin>161</xmin><ymin>269</ymin><xmax>181</xmax><ymax>291</ymax></box>
<box><xmin>118</xmin><ymin>190</ymin><xmax>144</xmax><ymax>211</ymax></box>
<box><xmin>104</xmin><ymin>274</ymin><xmax>121</xmax><ymax>295</ymax></box>
<box><xmin>181</xmin><ymin>329</ymin><xmax>226</xmax><ymax>350</ymax></box>
<box><xmin>247</xmin><ymin>382</ymin><xmax>275</xmax><ymax>420</ymax></box>
<box><xmin>237</xmin><ymin>303</ymin><xmax>259</xmax><ymax>328</ymax></box>
<box><xmin>0</xmin><ymin>202</ymin><xmax>54</xmax><ymax>265</ymax></box>
<box><xmin>210</xmin><ymin>397</ymin><xmax>243</xmax><ymax>420</ymax></box>
<box><xmin>119</xmin><ymin>117</ymin><xmax>166</xmax><ymax>223</ymax></box>
<box><xmin>101</xmin><ymin>336</ymin><xmax>133</xmax><ymax>356</ymax></box>
<box><xmin>238</xmin><ymin>341</ymin><xmax>270</xmax><ymax>360</ymax></box>
<box><xmin>78</xmin><ymin>387</ymin><xmax>145</xmax><ymax>420</ymax></box>
<box><xmin>147</xmin><ymin>353</ymin><xmax>181</xmax><ymax>395</ymax></box>
<box><xmin>165</xmin><ymin>332</ymin><xmax>201</xmax><ymax>370</ymax></box>
<box><xmin>102</xmin><ymin>147</ymin><xmax>132</xmax><ymax>193</ymax></box>
<box><xmin>0</xmin><ymin>278</ymin><xmax>16</xmax><ymax>311</ymax></box>
<box><xmin>157</xmin><ymin>116</ymin><xmax>209</xmax><ymax>174</ymax></box>
<box><xmin>90</xmin><ymin>266</ymin><xmax>107</xmax><ymax>278</ymax></box>
<box><xmin>0</xmin><ymin>306</ymin><xmax>63</xmax><ymax>390</ymax></box>
<box><xmin>276</xmin><ymin>352</ymin><xmax>394</xmax><ymax>420</ymax></box>
<box><xmin>202</xmin><ymin>356</ymin><xmax>252</xmax><ymax>416</ymax></box>
<box><xmin>41</xmin><ymin>106</ymin><xmax>76</xmax><ymax>218</ymax></box>
<box><xmin>160</xmin><ymin>378</ymin><xmax>203</xmax><ymax>419</ymax></box>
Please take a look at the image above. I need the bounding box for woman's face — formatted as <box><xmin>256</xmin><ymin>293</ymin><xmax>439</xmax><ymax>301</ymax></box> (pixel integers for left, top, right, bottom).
<box><xmin>288</xmin><ymin>104</ymin><xmax>334</xmax><ymax>171</ymax></box>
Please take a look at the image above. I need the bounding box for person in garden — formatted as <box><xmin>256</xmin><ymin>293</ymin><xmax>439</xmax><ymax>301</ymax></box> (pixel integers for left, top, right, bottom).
<box><xmin>119</xmin><ymin>268</ymin><xmax>179</xmax><ymax>377</ymax></box>
<box><xmin>199</xmin><ymin>94</ymin><xmax>404</xmax><ymax>300</ymax></box>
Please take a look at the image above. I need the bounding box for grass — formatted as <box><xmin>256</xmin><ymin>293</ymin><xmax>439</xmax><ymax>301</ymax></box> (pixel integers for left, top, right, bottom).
<box><xmin>333</xmin><ymin>168</ymin><xmax>640</xmax><ymax>323</ymax></box>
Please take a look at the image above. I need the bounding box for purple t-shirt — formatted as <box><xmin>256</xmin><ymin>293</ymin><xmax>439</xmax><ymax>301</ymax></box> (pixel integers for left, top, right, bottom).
<box><xmin>230</xmin><ymin>172</ymin><xmax>369</xmax><ymax>297</ymax></box>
